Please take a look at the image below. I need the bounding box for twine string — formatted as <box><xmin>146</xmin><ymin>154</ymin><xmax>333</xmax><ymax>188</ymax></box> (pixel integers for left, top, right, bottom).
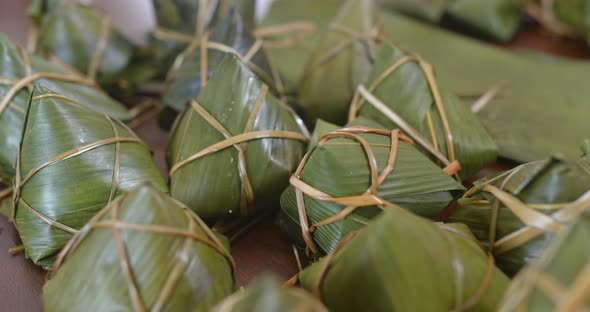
<box><xmin>348</xmin><ymin>51</ymin><xmax>459</xmax><ymax>179</ymax></box>
<box><xmin>290</xmin><ymin>127</ymin><xmax>414</xmax><ymax>254</ymax></box>
<box><xmin>460</xmin><ymin>165</ymin><xmax>590</xmax><ymax>256</ymax></box>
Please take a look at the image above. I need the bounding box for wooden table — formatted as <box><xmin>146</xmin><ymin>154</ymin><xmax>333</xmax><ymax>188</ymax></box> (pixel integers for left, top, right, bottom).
<box><xmin>1</xmin><ymin>22</ymin><xmax>589</xmax><ymax>311</ymax></box>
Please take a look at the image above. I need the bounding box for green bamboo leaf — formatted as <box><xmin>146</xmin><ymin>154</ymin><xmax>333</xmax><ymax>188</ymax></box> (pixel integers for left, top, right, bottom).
<box><xmin>13</xmin><ymin>85</ymin><xmax>166</xmax><ymax>267</ymax></box>
<box><xmin>449</xmin><ymin>156</ymin><xmax>590</xmax><ymax>276</ymax></box>
<box><xmin>160</xmin><ymin>11</ymin><xmax>274</xmax><ymax>129</ymax></box>
<box><xmin>380</xmin><ymin>0</ymin><xmax>447</xmax><ymax>22</ymax></box>
<box><xmin>298</xmin><ymin>0</ymin><xmax>377</xmax><ymax>126</ymax></box>
<box><xmin>212</xmin><ymin>274</ymin><xmax>327</xmax><ymax>312</ymax></box>
<box><xmin>446</xmin><ymin>0</ymin><xmax>522</xmax><ymax>42</ymax></box>
<box><xmin>43</xmin><ymin>184</ymin><xmax>236</xmax><ymax>311</ymax></box>
<box><xmin>380</xmin><ymin>0</ymin><xmax>521</xmax><ymax>41</ymax></box>
<box><xmin>0</xmin><ymin>35</ymin><xmax>130</xmax><ymax>183</ymax></box>
<box><xmin>33</xmin><ymin>1</ymin><xmax>134</xmax><ymax>90</ymax></box>
<box><xmin>380</xmin><ymin>12</ymin><xmax>590</xmax><ymax>162</ymax></box>
<box><xmin>499</xmin><ymin>208</ymin><xmax>590</xmax><ymax>311</ymax></box>
<box><xmin>280</xmin><ymin>119</ymin><xmax>464</xmax><ymax>255</ymax></box>
<box><xmin>297</xmin><ymin>206</ymin><xmax>509</xmax><ymax>311</ymax></box>
<box><xmin>260</xmin><ymin>0</ymin><xmax>342</xmax><ymax>94</ymax></box>
<box><xmin>168</xmin><ymin>54</ymin><xmax>308</xmax><ymax>218</ymax></box>
<box><xmin>352</xmin><ymin>43</ymin><xmax>497</xmax><ymax>179</ymax></box>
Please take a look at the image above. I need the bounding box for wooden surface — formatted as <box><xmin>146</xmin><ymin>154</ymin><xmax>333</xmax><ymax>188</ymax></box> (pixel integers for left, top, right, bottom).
<box><xmin>1</xmin><ymin>21</ymin><xmax>590</xmax><ymax>311</ymax></box>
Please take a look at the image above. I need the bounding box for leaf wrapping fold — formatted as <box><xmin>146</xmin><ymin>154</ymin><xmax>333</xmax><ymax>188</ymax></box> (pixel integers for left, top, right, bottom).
<box><xmin>13</xmin><ymin>85</ymin><xmax>165</xmax><ymax>267</ymax></box>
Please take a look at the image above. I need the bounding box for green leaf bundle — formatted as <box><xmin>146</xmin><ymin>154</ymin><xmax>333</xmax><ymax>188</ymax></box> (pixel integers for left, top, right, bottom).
<box><xmin>449</xmin><ymin>156</ymin><xmax>590</xmax><ymax>276</ymax></box>
<box><xmin>168</xmin><ymin>54</ymin><xmax>308</xmax><ymax>218</ymax></box>
<box><xmin>150</xmin><ymin>0</ymin><xmax>225</xmax><ymax>76</ymax></box>
<box><xmin>160</xmin><ymin>11</ymin><xmax>275</xmax><ymax>129</ymax></box>
<box><xmin>498</xmin><ymin>200</ymin><xmax>590</xmax><ymax>312</ymax></box>
<box><xmin>298</xmin><ymin>0</ymin><xmax>380</xmax><ymax>126</ymax></box>
<box><xmin>349</xmin><ymin>42</ymin><xmax>497</xmax><ymax>179</ymax></box>
<box><xmin>30</xmin><ymin>0</ymin><xmax>134</xmax><ymax>90</ymax></box>
<box><xmin>212</xmin><ymin>274</ymin><xmax>327</xmax><ymax>312</ymax></box>
<box><xmin>280</xmin><ymin>119</ymin><xmax>464</xmax><ymax>255</ymax></box>
<box><xmin>296</xmin><ymin>206</ymin><xmax>509</xmax><ymax>311</ymax></box>
<box><xmin>0</xmin><ymin>35</ymin><xmax>130</xmax><ymax>183</ymax></box>
<box><xmin>381</xmin><ymin>0</ymin><xmax>521</xmax><ymax>41</ymax></box>
<box><xmin>43</xmin><ymin>184</ymin><xmax>236</xmax><ymax>312</ymax></box>
<box><xmin>524</xmin><ymin>0</ymin><xmax>590</xmax><ymax>44</ymax></box>
<box><xmin>12</xmin><ymin>85</ymin><xmax>166</xmax><ymax>267</ymax></box>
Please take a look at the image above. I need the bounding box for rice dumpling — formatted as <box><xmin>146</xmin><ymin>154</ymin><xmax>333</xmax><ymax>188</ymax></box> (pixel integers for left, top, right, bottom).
<box><xmin>13</xmin><ymin>85</ymin><xmax>166</xmax><ymax>267</ymax></box>
<box><xmin>298</xmin><ymin>0</ymin><xmax>381</xmax><ymax>126</ymax></box>
<box><xmin>168</xmin><ymin>54</ymin><xmax>308</xmax><ymax>218</ymax></box>
<box><xmin>150</xmin><ymin>0</ymin><xmax>224</xmax><ymax>76</ymax></box>
<box><xmin>349</xmin><ymin>42</ymin><xmax>497</xmax><ymax>179</ymax></box>
<box><xmin>380</xmin><ymin>0</ymin><xmax>521</xmax><ymax>41</ymax></box>
<box><xmin>260</xmin><ymin>0</ymin><xmax>341</xmax><ymax>94</ymax></box>
<box><xmin>160</xmin><ymin>11</ymin><xmax>275</xmax><ymax>129</ymax></box>
<box><xmin>280</xmin><ymin>120</ymin><xmax>464</xmax><ymax>255</ymax></box>
<box><xmin>295</xmin><ymin>206</ymin><xmax>509</xmax><ymax>311</ymax></box>
<box><xmin>29</xmin><ymin>0</ymin><xmax>135</xmax><ymax>90</ymax></box>
<box><xmin>212</xmin><ymin>274</ymin><xmax>327</xmax><ymax>312</ymax></box>
<box><xmin>524</xmin><ymin>0</ymin><xmax>590</xmax><ymax>44</ymax></box>
<box><xmin>43</xmin><ymin>184</ymin><xmax>236</xmax><ymax>312</ymax></box>
<box><xmin>499</xmin><ymin>206</ymin><xmax>590</xmax><ymax>312</ymax></box>
<box><xmin>449</xmin><ymin>155</ymin><xmax>590</xmax><ymax>276</ymax></box>
<box><xmin>0</xmin><ymin>35</ymin><xmax>130</xmax><ymax>183</ymax></box>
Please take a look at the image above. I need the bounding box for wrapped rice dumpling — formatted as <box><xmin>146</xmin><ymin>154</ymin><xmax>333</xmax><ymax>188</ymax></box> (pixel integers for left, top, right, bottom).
<box><xmin>295</xmin><ymin>206</ymin><xmax>509</xmax><ymax>311</ymax></box>
<box><xmin>298</xmin><ymin>0</ymin><xmax>380</xmax><ymax>126</ymax></box>
<box><xmin>13</xmin><ymin>85</ymin><xmax>166</xmax><ymax>267</ymax></box>
<box><xmin>43</xmin><ymin>184</ymin><xmax>236</xmax><ymax>312</ymax></box>
<box><xmin>349</xmin><ymin>43</ymin><xmax>497</xmax><ymax>179</ymax></box>
<box><xmin>499</xmin><ymin>206</ymin><xmax>590</xmax><ymax>312</ymax></box>
<box><xmin>29</xmin><ymin>0</ymin><xmax>134</xmax><ymax>90</ymax></box>
<box><xmin>151</xmin><ymin>0</ymin><xmax>224</xmax><ymax>75</ymax></box>
<box><xmin>280</xmin><ymin>120</ymin><xmax>465</xmax><ymax>255</ymax></box>
<box><xmin>168</xmin><ymin>54</ymin><xmax>308</xmax><ymax>218</ymax></box>
<box><xmin>212</xmin><ymin>274</ymin><xmax>327</xmax><ymax>312</ymax></box>
<box><xmin>381</xmin><ymin>0</ymin><xmax>521</xmax><ymax>41</ymax></box>
<box><xmin>449</xmin><ymin>154</ymin><xmax>590</xmax><ymax>276</ymax></box>
<box><xmin>524</xmin><ymin>0</ymin><xmax>590</xmax><ymax>44</ymax></box>
<box><xmin>0</xmin><ymin>35</ymin><xmax>130</xmax><ymax>183</ymax></box>
<box><xmin>160</xmin><ymin>11</ymin><xmax>275</xmax><ymax>129</ymax></box>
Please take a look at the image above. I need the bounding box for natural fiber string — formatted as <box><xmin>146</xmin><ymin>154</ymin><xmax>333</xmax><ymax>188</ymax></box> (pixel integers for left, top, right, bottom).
<box><xmin>11</xmin><ymin>93</ymin><xmax>145</xmax><ymax>237</ymax></box>
<box><xmin>522</xmin><ymin>0</ymin><xmax>579</xmax><ymax>39</ymax></box>
<box><xmin>110</xmin><ymin>197</ymin><xmax>146</xmax><ymax>312</ymax></box>
<box><xmin>459</xmin><ymin>165</ymin><xmax>590</xmax><ymax>256</ymax></box>
<box><xmin>504</xmin><ymin>212</ymin><xmax>589</xmax><ymax>312</ymax></box>
<box><xmin>163</xmin><ymin>35</ymin><xmax>274</xmax><ymax>95</ymax></box>
<box><xmin>0</xmin><ymin>46</ymin><xmax>97</xmax><ymax>120</ymax></box>
<box><xmin>290</xmin><ymin>127</ymin><xmax>414</xmax><ymax>254</ymax></box>
<box><xmin>169</xmin><ymin>89</ymin><xmax>307</xmax><ymax>215</ymax></box>
<box><xmin>152</xmin><ymin>0</ymin><xmax>218</xmax><ymax>43</ymax></box>
<box><xmin>348</xmin><ymin>48</ymin><xmax>459</xmax><ymax>179</ymax></box>
<box><xmin>87</xmin><ymin>15</ymin><xmax>112</xmax><ymax>81</ymax></box>
<box><xmin>51</xmin><ymin>193</ymin><xmax>235</xmax><ymax>311</ymax></box>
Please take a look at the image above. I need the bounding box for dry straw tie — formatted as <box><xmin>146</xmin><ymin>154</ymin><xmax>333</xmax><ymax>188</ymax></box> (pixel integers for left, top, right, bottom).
<box><xmin>348</xmin><ymin>43</ymin><xmax>460</xmax><ymax>180</ymax></box>
<box><xmin>460</xmin><ymin>163</ymin><xmax>590</xmax><ymax>257</ymax></box>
